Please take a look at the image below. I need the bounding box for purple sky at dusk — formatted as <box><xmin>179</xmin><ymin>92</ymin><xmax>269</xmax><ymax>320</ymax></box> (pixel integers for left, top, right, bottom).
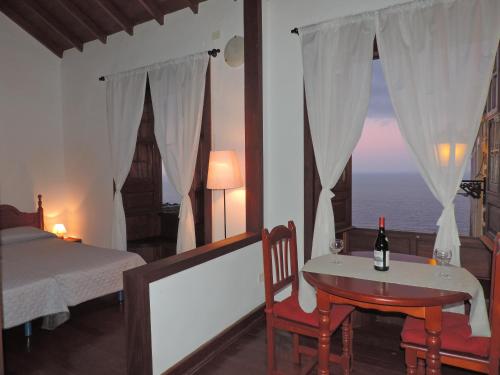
<box><xmin>352</xmin><ymin>60</ymin><xmax>419</xmax><ymax>174</ymax></box>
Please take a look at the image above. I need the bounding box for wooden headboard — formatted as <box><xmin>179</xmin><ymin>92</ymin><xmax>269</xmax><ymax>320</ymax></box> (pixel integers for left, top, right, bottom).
<box><xmin>0</xmin><ymin>194</ymin><xmax>44</xmax><ymax>230</ymax></box>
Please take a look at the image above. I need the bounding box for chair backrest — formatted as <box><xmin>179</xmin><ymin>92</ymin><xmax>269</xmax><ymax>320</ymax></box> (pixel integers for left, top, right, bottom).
<box><xmin>489</xmin><ymin>233</ymin><xmax>500</xmax><ymax>359</ymax></box>
<box><xmin>261</xmin><ymin>221</ymin><xmax>299</xmax><ymax>310</ymax></box>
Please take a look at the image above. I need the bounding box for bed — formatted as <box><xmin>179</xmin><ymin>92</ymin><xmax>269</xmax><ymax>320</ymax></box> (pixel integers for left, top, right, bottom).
<box><xmin>0</xmin><ymin>195</ymin><xmax>146</xmax><ymax>331</ymax></box>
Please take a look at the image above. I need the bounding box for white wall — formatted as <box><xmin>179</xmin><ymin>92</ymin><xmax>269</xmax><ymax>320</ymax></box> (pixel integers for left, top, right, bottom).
<box><xmin>61</xmin><ymin>0</ymin><xmax>245</xmax><ymax>247</ymax></box>
<box><xmin>0</xmin><ymin>13</ymin><xmax>66</xmax><ymax>230</ymax></box>
<box><xmin>149</xmin><ymin>242</ymin><xmax>262</xmax><ymax>374</ymax></box>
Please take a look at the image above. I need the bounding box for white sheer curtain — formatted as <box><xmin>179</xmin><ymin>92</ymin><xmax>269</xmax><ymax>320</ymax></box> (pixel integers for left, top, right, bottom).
<box><xmin>376</xmin><ymin>0</ymin><xmax>500</xmax><ymax>266</ymax></box>
<box><xmin>148</xmin><ymin>53</ymin><xmax>209</xmax><ymax>253</ymax></box>
<box><xmin>299</xmin><ymin>15</ymin><xmax>375</xmax><ymax>312</ymax></box>
<box><xmin>106</xmin><ymin>70</ymin><xmax>148</xmax><ymax>251</ymax></box>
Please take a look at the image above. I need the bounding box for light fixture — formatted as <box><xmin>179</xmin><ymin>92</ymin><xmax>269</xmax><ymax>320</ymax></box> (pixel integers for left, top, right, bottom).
<box><xmin>436</xmin><ymin>143</ymin><xmax>485</xmax><ymax>200</ymax></box>
<box><xmin>53</xmin><ymin>223</ymin><xmax>67</xmax><ymax>239</ymax></box>
<box><xmin>224</xmin><ymin>35</ymin><xmax>244</xmax><ymax>68</ymax></box>
<box><xmin>207</xmin><ymin>150</ymin><xmax>243</xmax><ymax>238</ymax></box>
<box><xmin>436</xmin><ymin>143</ymin><xmax>467</xmax><ymax>167</ymax></box>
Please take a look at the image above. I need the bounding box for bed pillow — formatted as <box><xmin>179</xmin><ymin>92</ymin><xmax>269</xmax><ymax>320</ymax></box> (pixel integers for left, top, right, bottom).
<box><xmin>0</xmin><ymin>226</ymin><xmax>56</xmax><ymax>245</ymax></box>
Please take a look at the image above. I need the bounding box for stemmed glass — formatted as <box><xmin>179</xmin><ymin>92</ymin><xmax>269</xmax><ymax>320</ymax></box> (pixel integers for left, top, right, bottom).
<box><xmin>434</xmin><ymin>249</ymin><xmax>452</xmax><ymax>278</ymax></box>
<box><xmin>329</xmin><ymin>238</ymin><xmax>344</xmax><ymax>264</ymax></box>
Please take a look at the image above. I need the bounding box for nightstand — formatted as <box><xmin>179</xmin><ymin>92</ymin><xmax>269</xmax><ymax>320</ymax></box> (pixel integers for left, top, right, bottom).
<box><xmin>63</xmin><ymin>237</ymin><xmax>82</xmax><ymax>243</ymax></box>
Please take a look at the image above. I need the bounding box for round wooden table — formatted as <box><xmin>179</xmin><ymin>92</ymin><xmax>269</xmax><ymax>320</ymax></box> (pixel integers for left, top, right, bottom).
<box><xmin>303</xmin><ymin>271</ymin><xmax>471</xmax><ymax>375</ymax></box>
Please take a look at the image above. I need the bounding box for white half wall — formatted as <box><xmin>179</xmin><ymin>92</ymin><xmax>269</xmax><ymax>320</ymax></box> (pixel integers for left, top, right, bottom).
<box><xmin>61</xmin><ymin>0</ymin><xmax>245</xmax><ymax>247</ymax></box>
<box><xmin>0</xmin><ymin>13</ymin><xmax>66</xmax><ymax>230</ymax></box>
<box><xmin>149</xmin><ymin>242</ymin><xmax>263</xmax><ymax>374</ymax></box>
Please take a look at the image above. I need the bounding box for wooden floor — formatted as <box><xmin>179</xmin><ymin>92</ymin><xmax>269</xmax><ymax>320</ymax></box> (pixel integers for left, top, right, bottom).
<box><xmin>198</xmin><ymin>317</ymin><xmax>474</xmax><ymax>375</ymax></box>
<box><xmin>4</xmin><ymin>295</ymin><xmax>126</xmax><ymax>375</ymax></box>
<box><xmin>4</xmin><ymin>297</ymin><xmax>475</xmax><ymax>375</ymax></box>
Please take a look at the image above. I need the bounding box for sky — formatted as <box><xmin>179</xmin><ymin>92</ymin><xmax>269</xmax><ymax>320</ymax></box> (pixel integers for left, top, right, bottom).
<box><xmin>352</xmin><ymin>60</ymin><xmax>418</xmax><ymax>174</ymax></box>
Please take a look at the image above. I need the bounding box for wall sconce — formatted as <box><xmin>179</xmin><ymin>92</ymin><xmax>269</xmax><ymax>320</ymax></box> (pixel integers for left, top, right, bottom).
<box><xmin>437</xmin><ymin>143</ymin><xmax>467</xmax><ymax>167</ymax></box>
<box><xmin>207</xmin><ymin>150</ymin><xmax>243</xmax><ymax>238</ymax></box>
<box><xmin>53</xmin><ymin>223</ymin><xmax>67</xmax><ymax>239</ymax></box>
<box><xmin>436</xmin><ymin>143</ymin><xmax>485</xmax><ymax>200</ymax></box>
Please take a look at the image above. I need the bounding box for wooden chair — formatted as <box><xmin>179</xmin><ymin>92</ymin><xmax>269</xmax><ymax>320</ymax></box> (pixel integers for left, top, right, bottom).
<box><xmin>262</xmin><ymin>221</ymin><xmax>354</xmax><ymax>375</ymax></box>
<box><xmin>401</xmin><ymin>233</ymin><xmax>500</xmax><ymax>375</ymax></box>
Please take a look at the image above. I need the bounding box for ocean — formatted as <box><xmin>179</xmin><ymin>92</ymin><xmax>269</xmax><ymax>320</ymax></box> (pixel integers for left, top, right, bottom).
<box><xmin>352</xmin><ymin>173</ymin><xmax>470</xmax><ymax>235</ymax></box>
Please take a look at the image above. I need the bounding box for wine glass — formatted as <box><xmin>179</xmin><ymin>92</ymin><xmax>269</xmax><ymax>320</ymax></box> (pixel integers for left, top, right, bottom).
<box><xmin>329</xmin><ymin>239</ymin><xmax>344</xmax><ymax>264</ymax></box>
<box><xmin>434</xmin><ymin>248</ymin><xmax>452</xmax><ymax>278</ymax></box>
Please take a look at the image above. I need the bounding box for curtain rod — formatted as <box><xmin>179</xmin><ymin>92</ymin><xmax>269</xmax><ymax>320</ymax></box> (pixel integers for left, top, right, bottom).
<box><xmin>98</xmin><ymin>48</ymin><xmax>220</xmax><ymax>81</ymax></box>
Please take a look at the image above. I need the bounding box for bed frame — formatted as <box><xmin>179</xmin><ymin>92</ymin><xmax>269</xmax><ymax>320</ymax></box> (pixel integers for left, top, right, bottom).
<box><xmin>0</xmin><ymin>194</ymin><xmax>44</xmax><ymax>230</ymax></box>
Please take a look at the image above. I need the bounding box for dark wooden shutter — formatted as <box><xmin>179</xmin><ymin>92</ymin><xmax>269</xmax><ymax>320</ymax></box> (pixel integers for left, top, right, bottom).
<box><xmin>122</xmin><ymin>83</ymin><xmax>162</xmax><ymax>241</ymax></box>
<box><xmin>122</xmin><ymin>67</ymin><xmax>213</xmax><ymax>246</ymax></box>
<box><xmin>485</xmin><ymin>44</ymin><xmax>500</xmax><ymax>240</ymax></box>
<box><xmin>189</xmin><ymin>63</ymin><xmax>212</xmax><ymax>246</ymax></box>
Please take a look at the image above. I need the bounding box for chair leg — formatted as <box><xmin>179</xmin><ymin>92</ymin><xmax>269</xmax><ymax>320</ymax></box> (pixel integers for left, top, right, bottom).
<box><xmin>266</xmin><ymin>319</ymin><xmax>276</xmax><ymax>374</ymax></box>
<box><xmin>292</xmin><ymin>333</ymin><xmax>300</xmax><ymax>365</ymax></box>
<box><xmin>417</xmin><ymin>359</ymin><xmax>425</xmax><ymax>375</ymax></box>
<box><xmin>341</xmin><ymin>317</ymin><xmax>352</xmax><ymax>375</ymax></box>
<box><xmin>405</xmin><ymin>348</ymin><xmax>418</xmax><ymax>375</ymax></box>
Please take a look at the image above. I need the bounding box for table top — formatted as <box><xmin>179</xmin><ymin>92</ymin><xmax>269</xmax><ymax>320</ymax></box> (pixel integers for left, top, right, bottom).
<box><xmin>301</xmin><ymin>254</ymin><xmax>490</xmax><ymax>336</ymax></box>
<box><xmin>303</xmin><ymin>271</ymin><xmax>471</xmax><ymax>307</ymax></box>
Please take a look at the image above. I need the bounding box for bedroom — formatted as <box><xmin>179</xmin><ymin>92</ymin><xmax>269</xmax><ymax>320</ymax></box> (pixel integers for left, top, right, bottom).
<box><xmin>1</xmin><ymin>0</ymin><xmax>499</xmax><ymax>375</ymax></box>
<box><xmin>0</xmin><ymin>0</ymin><xmax>252</xmax><ymax>373</ymax></box>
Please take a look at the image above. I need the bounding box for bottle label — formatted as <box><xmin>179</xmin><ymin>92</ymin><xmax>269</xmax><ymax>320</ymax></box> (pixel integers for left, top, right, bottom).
<box><xmin>374</xmin><ymin>249</ymin><xmax>389</xmax><ymax>268</ymax></box>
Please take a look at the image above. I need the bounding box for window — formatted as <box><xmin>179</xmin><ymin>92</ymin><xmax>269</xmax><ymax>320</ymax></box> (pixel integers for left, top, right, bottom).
<box><xmin>351</xmin><ymin>60</ymin><xmax>471</xmax><ymax>235</ymax></box>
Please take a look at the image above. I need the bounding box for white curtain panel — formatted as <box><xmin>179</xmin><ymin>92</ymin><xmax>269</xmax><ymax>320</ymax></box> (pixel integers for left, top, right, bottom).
<box><xmin>298</xmin><ymin>15</ymin><xmax>375</xmax><ymax>312</ymax></box>
<box><xmin>106</xmin><ymin>70</ymin><xmax>148</xmax><ymax>251</ymax></box>
<box><xmin>376</xmin><ymin>0</ymin><xmax>500</xmax><ymax>266</ymax></box>
<box><xmin>149</xmin><ymin>53</ymin><xmax>209</xmax><ymax>253</ymax></box>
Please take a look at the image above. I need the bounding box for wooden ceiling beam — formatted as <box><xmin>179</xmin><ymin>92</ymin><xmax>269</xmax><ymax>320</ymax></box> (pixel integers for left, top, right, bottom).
<box><xmin>55</xmin><ymin>0</ymin><xmax>107</xmax><ymax>44</ymax></box>
<box><xmin>137</xmin><ymin>0</ymin><xmax>164</xmax><ymax>25</ymax></box>
<box><xmin>185</xmin><ymin>0</ymin><xmax>199</xmax><ymax>14</ymax></box>
<box><xmin>0</xmin><ymin>1</ymin><xmax>64</xmax><ymax>57</ymax></box>
<box><xmin>94</xmin><ymin>0</ymin><xmax>134</xmax><ymax>36</ymax></box>
<box><xmin>22</xmin><ymin>0</ymin><xmax>84</xmax><ymax>52</ymax></box>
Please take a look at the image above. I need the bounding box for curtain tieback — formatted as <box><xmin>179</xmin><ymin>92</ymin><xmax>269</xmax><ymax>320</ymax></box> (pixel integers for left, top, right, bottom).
<box><xmin>179</xmin><ymin>195</ymin><xmax>192</xmax><ymax>220</ymax></box>
<box><xmin>319</xmin><ymin>187</ymin><xmax>334</xmax><ymax>203</ymax></box>
<box><xmin>436</xmin><ymin>202</ymin><xmax>461</xmax><ymax>250</ymax></box>
<box><xmin>437</xmin><ymin>202</ymin><xmax>455</xmax><ymax>228</ymax></box>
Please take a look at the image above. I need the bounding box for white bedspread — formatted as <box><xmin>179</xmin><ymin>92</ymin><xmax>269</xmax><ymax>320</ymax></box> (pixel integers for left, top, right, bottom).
<box><xmin>1</xmin><ymin>238</ymin><xmax>146</xmax><ymax>329</ymax></box>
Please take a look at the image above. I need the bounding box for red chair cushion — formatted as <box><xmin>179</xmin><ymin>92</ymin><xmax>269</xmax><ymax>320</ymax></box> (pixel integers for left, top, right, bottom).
<box><xmin>273</xmin><ymin>296</ymin><xmax>354</xmax><ymax>331</ymax></box>
<box><xmin>401</xmin><ymin>312</ymin><xmax>490</xmax><ymax>358</ymax></box>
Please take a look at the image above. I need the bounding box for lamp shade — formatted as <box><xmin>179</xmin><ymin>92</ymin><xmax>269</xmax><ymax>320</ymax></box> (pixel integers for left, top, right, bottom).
<box><xmin>436</xmin><ymin>143</ymin><xmax>467</xmax><ymax>167</ymax></box>
<box><xmin>53</xmin><ymin>223</ymin><xmax>67</xmax><ymax>238</ymax></box>
<box><xmin>207</xmin><ymin>150</ymin><xmax>243</xmax><ymax>190</ymax></box>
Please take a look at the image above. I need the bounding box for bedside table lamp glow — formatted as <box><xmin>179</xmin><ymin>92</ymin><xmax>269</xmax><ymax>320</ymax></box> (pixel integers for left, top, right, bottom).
<box><xmin>207</xmin><ymin>150</ymin><xmax>243</xmax><ymax>239</ymax></box>
<box><xmin>53</xmin><ymin>223</ymin><xmax>67</xmax><ymax>239</ymax></box>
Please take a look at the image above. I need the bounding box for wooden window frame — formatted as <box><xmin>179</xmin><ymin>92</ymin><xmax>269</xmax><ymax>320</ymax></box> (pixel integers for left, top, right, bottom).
<box><xmin>123</xmin><ymin>1</ymin><xmax>263</xmax><ymax>374</ymax></box>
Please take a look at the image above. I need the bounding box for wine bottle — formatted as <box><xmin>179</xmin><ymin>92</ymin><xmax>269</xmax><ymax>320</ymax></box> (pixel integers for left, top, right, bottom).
<box><xmin>374</xmin><ymin>216</ymin><xmax>389</xmax><ymax>271</ymax></box>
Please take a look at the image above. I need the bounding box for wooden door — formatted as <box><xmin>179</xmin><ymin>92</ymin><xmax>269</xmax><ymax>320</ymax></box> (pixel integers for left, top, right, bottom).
<box><xmin>122</xmin><ymin>84</ymin><xmax>162</xmax><ymax>241</ymax></box>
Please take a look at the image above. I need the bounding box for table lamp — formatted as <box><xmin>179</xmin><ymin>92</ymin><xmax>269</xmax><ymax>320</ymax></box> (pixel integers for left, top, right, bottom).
<box><xmin>53</xmin><ymin>223</ymin><xmax>67</xmax><ymax>239</ymax></box>
<box><xmin>207</xmin><ymin>150</ymin><xmax>243</xmax><ymax>238</ymax></box>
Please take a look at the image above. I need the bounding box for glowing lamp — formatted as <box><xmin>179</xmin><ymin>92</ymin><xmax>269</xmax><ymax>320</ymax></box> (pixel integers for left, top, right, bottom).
<box><xmin>437</xmin><ymin>143</ymin><xmax>467</xmax><ymax>167</ymax></box>
<box><xmin>207</xmin><ymin>150</ymin><xmax>243</xmax><ymax>238</ymax></box>
<box><xmin>53</xmin><ymin>223</ymin><xmax>67</xmax><ymax>239</ymax></box>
